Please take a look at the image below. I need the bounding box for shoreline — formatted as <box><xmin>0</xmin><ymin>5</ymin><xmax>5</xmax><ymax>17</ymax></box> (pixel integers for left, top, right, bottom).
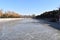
<box><xmin>36</xmin><ymin>18</ymin><xmax>60</xmax><ymax>30</ymax></box>
<box><xmin>0</xmin><ymin>18</ymin><xmax>24</xmax><ymax>22</ymax></box>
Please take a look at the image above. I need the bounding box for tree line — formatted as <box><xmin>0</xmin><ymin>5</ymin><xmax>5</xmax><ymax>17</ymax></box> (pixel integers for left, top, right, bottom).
<box><xmin>0</xmin><ymin>10</ymin><xmax>21</xmax><ymax>18</ymax></box>
<box><xmin>35</xmin><ymin>8</ymin><xmax>60</xmax><ymax>22</ymax></box>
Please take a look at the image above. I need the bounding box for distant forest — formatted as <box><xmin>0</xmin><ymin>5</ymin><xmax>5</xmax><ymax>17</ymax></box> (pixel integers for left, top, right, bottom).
<box><xmin>0</xmin><ymin>8</ymin><xmax>60</xmax><ymax>19</ymax></box>
<box><xmin>0</xmin><ymin>9</ymin><xmax>35</xmax><ymax>18</ymax></box>
<box><xmin>0</xmin><ymin>10</ymin><xmax>21</xmax><ymax>18</ymax></box>
<box><xmin>35</xmin><ymin>8</ymin><xmax>60</xmax><ymax>22</ymax></box>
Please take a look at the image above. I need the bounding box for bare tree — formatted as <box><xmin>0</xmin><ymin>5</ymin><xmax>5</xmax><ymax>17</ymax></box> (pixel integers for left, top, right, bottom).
<box><xmin>0</xmin><ymin>9</ymin><xmax>3</xmax><ymax>18</ymax></box>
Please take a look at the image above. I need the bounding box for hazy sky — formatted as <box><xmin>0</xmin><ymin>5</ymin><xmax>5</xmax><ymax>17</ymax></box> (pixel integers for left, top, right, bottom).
<box><xmin>0</xmin><ymin>0</ymin><xmax>60</xmax><ymax>15</ymax></box>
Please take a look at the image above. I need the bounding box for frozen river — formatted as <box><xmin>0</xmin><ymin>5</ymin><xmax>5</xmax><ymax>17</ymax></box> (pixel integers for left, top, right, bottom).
<box><xmin>0</xmin><ymin>18</ymin><xmax>60</xmax><ymax>40</ymax></box>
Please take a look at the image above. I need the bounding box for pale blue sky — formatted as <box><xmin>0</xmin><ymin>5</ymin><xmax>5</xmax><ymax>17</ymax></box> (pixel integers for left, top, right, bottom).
<box><xmin>0</xmin><ymin>0</ymin><xmax>60</xmax><ymax>15</ymax></box>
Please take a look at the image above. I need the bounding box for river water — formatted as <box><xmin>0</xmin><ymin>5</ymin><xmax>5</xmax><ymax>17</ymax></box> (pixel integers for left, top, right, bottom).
<box><xmin>0</xmin><ymin>18</ymin><xmax>60</xmax><ymax>40</ymax></box>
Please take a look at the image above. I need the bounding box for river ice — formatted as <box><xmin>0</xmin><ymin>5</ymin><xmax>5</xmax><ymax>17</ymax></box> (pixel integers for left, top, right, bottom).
<box><xmin>0</xmin><ymin>18</ymin><xmax>60</xmax><ymax>40</ymax></box>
